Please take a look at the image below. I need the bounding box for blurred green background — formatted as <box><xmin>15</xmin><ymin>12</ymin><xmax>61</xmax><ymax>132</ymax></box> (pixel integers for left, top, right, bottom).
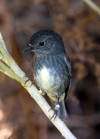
<box><xmin>0</xmin><ymin>0</ymin><xmax>100</xmax><ymax>139</ymax></box>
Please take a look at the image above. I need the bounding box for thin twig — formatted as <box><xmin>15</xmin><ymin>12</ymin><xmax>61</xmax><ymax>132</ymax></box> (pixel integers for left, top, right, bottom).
<box><xmin>83</xmin><ymin>0</ymin><xmax>100</xmax><ymax>15</ymax></box>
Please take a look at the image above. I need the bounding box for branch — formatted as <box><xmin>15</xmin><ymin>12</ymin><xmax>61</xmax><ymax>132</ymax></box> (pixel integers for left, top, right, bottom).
<box><xmin>83</xmin><ymin>0</ymin><xmax>100</xmax><ymax>15</ymax></box>
<box><xmin>0</xmin><ymin>33</ymin><xmax>77</xmax><ymax>139</ymax></box>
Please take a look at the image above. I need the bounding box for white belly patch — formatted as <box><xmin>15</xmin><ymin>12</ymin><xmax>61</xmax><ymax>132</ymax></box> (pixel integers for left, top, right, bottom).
<box><xmin>36</xmin><ymin>66</ymin><xmax>61</xmax><ymax>93</ymax></box>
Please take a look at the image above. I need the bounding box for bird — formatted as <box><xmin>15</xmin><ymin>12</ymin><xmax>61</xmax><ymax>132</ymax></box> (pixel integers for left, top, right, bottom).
<box><xmin>23</xmin><ymin>30</ymin><xmax>72</xmax><ymax>120</ymax></box>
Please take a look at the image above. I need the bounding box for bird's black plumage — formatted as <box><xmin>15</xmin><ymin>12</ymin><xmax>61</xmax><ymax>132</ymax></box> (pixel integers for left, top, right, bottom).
<box><xmin>23</xmin><ymin>30</ymin><xmax>72</xmax><ymax>120</ymax></box>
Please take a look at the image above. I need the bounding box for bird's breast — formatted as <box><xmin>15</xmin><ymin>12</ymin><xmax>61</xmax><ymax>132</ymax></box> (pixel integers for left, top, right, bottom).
<box><xmin>33</xmin><ymin>55</ymin><xmax>69</xmax><ymax>94</ymax></box>
<box><xmin>35</xmin><ymin>66</ymin><xmax>57</xmax><ymax>93</ymax></box>
<box><xmin>34</xmin><ymin>66</ymin><xmax>68</xmax><ymax>95</ymax></box>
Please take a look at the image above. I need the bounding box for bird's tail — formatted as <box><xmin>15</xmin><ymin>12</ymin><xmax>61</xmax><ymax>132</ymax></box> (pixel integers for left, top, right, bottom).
<box><xmin>53</xmin><ymin>101</ymin><xmax>68</xmax><ymax>120</ymax></box>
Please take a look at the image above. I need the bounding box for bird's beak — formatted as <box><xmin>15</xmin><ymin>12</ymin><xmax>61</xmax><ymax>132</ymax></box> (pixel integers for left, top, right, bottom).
<box><xmin>22</xmin><ymin>44</ymin><xmax>33</xmax><ymax>53</ymax></box>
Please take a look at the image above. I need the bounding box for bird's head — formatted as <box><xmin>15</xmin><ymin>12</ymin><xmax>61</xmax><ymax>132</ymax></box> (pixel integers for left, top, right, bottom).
<box><xmin>23</xmin><ymin>30</ymin><xmax>65</xmax><ymax>55</ymax></box>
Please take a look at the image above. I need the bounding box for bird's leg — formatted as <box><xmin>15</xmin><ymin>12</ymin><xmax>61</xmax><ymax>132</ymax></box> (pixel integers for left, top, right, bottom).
<box><xmin>52</xmin><ymin>104</ymin><xmax>60</xmax><ymax>120</ymax></box>
<box><xmin>50</xmin><ymin>97</ymin><xmax>60</xmax><ymax>120</ymax></box>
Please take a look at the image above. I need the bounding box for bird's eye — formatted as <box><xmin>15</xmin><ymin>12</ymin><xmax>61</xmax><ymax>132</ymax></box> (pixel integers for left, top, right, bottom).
<box><xmin>39</xmin><ymin>42</ymin><xmax>44</xmax><ymax>46</ymax></box>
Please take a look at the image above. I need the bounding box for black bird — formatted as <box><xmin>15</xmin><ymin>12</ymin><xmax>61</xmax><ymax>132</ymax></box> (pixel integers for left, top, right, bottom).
<box><xmin>23</xmin><ymin>30</ymin><xmax>72</xmax><ymax>120</ymax></box>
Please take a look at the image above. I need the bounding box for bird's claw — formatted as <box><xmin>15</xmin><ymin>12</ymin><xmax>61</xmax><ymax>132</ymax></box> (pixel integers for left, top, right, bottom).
<box><xmin>48</xmin><ymin>108</ymin><xmax>58</xmax><ymax>120</ymax></box>
<box><xmin>50</xmin><ymin>109</ymin><xmax>58</xmax><ymax>120</ymax></box>
<box><xmin>23</xmin><ymin>76</ymin><xmax>32</xmax><ymax>87</ymax></box>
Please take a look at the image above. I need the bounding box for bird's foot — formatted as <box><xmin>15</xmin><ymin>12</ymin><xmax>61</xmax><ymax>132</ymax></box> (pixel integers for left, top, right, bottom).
<box><xmin>49</xmin><ymin>104</ymin><xmax>60</xmax><ymax>120</ymax></box>
<box><xmin>23</xmin><ymin>76</ymin><xmax>32</xmax><ymax>87</ymax></box>
<box><xmin>50</xmin><ymin>109</ymin><xmax>58</xmax><ymax>120</ymax></box>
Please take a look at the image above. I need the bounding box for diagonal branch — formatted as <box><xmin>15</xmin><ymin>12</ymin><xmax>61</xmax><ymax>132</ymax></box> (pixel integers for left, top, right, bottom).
<box><xmin>0</xmin><ymin>33</ymin><xmax>77</xmax><ymax>139</ymax></box>
<box><xmin>83</xmin><ymin>0</ymin><xmax>100</xmax><ymax>15</ymax></box>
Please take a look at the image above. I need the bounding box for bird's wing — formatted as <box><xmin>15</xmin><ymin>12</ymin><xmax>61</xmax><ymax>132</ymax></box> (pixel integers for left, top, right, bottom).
<box><xmin>63</xmin><ymin>54</ymin><xmax>72</xmax><ymax>99</ymax></box>
<box><xmin>63</xmin><ymin>54</ymin><xmax>72</xmax><ymax>79</ymax></box>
